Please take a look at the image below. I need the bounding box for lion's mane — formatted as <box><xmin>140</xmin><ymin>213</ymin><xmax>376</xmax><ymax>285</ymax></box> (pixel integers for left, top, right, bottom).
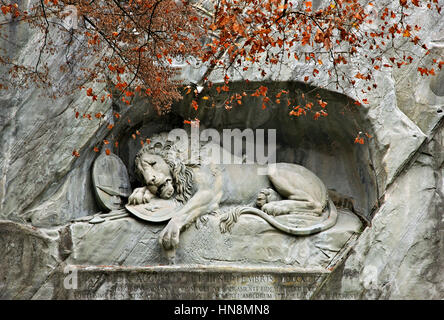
<box><xmin>134</xmin><ymin>143</ymin><xmax>195</xmax><ymax>204</ymax></box>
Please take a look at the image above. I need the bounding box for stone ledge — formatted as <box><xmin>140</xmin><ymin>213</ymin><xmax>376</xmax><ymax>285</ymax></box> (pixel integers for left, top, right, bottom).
<box><xmin>68</xmin><ymin>264</ymin><xmax>331</xmax><ymax>274</ymax></box>
<box><xmin>35</xmin><ymin>264</ymin><xmax>331</xmax><ymax>300</ymax></box>
<box><xmin>67</xmin><ymin>209</ymin><xmax>362</xmax><ymax>269</ymax></box>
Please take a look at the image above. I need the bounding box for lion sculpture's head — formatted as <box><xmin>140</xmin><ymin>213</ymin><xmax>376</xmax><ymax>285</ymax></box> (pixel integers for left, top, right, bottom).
<box><xmin>134</xmin><ymin>138</ymin><xmax>194</xmax><ymax>204</ymax></box>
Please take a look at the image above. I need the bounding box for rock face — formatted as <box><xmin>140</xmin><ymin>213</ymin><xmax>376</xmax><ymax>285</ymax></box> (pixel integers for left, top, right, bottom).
<box><xmin>316</xmin><ymin>126</ymin><xmax>444</xmax><ymax>299</ymax></box>
<box><xmin>0</xmin><ymin>221</ymin><xmax>61</xmax><ymax>299</ymax></box>
<box><xmin>0</xmin><ymin>0</ymin><xmax>443</xmax><ymax>299</ymax></box>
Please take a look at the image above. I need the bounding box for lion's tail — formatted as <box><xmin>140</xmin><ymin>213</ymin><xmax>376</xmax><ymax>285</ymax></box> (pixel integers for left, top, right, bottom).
<box><xmin>219</xmin><ymin>200</ymin><xmax>338</xmax><ymax>236</ymax></box>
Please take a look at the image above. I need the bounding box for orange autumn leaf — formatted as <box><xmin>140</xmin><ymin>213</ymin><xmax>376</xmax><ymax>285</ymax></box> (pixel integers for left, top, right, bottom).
<box><xmin>354</xmin><ymin>137</ymin><xmax>364</xmax><ymax>144</ymax></box>
<box><xmin>1</xmin><ymin>5</ymin><xmax>11</xmax><ymax>15</ymax></box>
<box><xmin>318</xmin><ymin>100</ymin><xmax>328</xmax><ymax>108</ymax></box>
<box><xmin>314</xmin><ymin>112</ymin><xmax>321</xmax><ymax>120</ymax></box>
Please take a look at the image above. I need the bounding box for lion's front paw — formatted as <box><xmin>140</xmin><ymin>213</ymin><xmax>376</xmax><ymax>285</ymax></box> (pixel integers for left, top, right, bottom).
<box><xmin>128</xmin><ymin>187</ymin><xmax>151</xmax><ymax>205</ymax></box>
<box><xmin>141</xmin><ymin>189</ymin><xmax>153</xmax><ymax>204</ymax></box>
<box><xmin>128</xmin><ymin>189</ymin><xmax>142</xmax><ymax>205</ymax></box>
<box><xmin>256</xmin><ymin>188</ymin><xmax>280</xmax><ymax>208</ymax></box>
<box><xmin>159</xmin><ymin>218</ymin><xmax>182</xmax><ymax>250</ymax></box>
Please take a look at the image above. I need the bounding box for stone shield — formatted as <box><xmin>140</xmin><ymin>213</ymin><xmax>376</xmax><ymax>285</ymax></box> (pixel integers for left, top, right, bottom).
<box><xmin>92</xmin><ymin>152</ymin><xmax>132</xmax><ymax>211</ymax></box>
<box><xmin>125</xmin><ymin>199</ymin><xmax>181</xmax><ymax>223</ymax></box>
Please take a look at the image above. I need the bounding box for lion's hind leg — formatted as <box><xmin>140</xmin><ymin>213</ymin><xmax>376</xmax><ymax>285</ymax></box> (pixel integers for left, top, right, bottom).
<box><xmin>267</xmin><ymin>163</ymin><xmax>327</xmax><ymax>214</ymax></box>
<box><xmin>262</xmin><ymin>199</ymin><xmax>324</xmax><ymax>217</ymax></box>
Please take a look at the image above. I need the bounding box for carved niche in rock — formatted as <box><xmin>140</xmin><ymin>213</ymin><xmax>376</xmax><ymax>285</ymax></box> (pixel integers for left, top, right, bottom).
<box><xmin>124</xmin><ymin>131</ymin><xmax>338</xmax><ymax>256</ymax></box>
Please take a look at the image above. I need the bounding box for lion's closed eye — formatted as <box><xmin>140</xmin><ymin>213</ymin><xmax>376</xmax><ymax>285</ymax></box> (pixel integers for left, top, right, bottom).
<box><xmin>143</xmin><ymin>160</ymin><xmax>156</xmax><ymax>167</ymax></box>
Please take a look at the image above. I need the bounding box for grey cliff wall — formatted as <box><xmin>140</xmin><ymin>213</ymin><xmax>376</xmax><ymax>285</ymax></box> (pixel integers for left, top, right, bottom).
<box><xmin>0</xmin><ymin>0</ymin><xmax>442</xmax><ymax>299</ymax></box>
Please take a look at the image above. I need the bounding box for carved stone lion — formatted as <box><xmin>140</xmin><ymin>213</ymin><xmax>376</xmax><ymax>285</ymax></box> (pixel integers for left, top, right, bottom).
<box><xmin>128</xmin><ymin>135</ymin><xmax>337</xmax><ymax>255</ymax></box>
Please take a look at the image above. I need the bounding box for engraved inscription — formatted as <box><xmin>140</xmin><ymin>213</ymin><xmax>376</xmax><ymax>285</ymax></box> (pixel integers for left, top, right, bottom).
<box><xmin>60</xmin><ymin>267</ymin><xmax>326</xmax><ymax>300</ymax></box>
